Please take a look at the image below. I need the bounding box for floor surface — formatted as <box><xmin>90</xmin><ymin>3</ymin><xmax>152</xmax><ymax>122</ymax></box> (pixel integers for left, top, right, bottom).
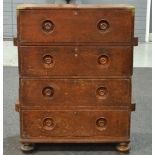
<box><xmin>3</xmin><ymin>67</ymin><xmax>152</xmax><ymax>155</ymax></box>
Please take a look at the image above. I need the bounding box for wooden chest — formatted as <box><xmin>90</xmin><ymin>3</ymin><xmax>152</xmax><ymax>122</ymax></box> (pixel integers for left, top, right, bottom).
<box><xmin>14</xmin><ymin>4</ymin><xmax>138</xmax><ymax>152</ymax></box>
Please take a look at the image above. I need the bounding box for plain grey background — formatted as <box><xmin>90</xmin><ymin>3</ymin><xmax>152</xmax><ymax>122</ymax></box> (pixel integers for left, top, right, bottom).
<box><xmin>3</xmin><ymin>0</ymin><xmax>149</xmax><ymax>41</ymax></box>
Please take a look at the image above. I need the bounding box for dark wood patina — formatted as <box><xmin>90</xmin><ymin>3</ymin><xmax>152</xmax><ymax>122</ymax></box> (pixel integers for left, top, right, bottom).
<box><xmin>14</xmin><ymin>4</ymin><xmax>138</xmax><ymax>152</ymax></box>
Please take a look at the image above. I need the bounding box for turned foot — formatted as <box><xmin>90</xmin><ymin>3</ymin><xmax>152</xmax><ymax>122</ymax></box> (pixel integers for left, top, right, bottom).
<box><xmin>20</xmin><ymin>143</ymin><xmax>35</xmax><ymax>152</ymax></box>
<box><xmin>116</xmin><ymin>142</ymin><xmax>130</xmax><ymax>153</ymax></box>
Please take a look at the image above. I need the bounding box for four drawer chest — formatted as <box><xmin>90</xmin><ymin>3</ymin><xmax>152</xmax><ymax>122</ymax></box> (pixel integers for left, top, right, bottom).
<box><xmin>14</xmin><ymin>4</ymin><xmax>138</xmax><ymax>152</ymax></box>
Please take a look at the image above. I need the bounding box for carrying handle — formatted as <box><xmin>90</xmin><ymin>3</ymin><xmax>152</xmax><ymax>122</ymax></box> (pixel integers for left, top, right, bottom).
<box><xmin>13</xmin><ymin>37</ymin><xmax>17</xmax><ymax>46</ymax></box>
<box><xmin>133</xmin><ymin>37</ymin><xmax>138</xmax><ymax>46</ymax></box>
<box><xmin>131</xmin><ymin>103</ymin><xmax>136</xmax><ymax>111</ymax></box>
<box><xmin>15</xmin><ymin>99</ymin><xmax>19</xmax><ymax>112</ymax></box>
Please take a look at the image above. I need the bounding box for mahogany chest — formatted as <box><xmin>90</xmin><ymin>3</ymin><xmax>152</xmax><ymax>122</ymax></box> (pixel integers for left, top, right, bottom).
<box><xmin>14</xmin><ymin>4</ymin><xmax>138</xmax><ymax>152</ymax></box>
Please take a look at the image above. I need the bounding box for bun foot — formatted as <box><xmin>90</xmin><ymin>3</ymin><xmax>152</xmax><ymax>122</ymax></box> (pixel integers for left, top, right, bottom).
<box><xmin>116</xmin><ymin>142</ymin><xmax>130</xmax><ymax>153</ymax></box>
<box><xmin>20</xmin><ymin>143</ymin><xmax>35</xmax><ymax>152</ymax></box>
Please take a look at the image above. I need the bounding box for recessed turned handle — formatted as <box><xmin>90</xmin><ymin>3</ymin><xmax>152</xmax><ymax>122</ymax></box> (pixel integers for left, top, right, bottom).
<box><xmin>97</xmin><ymin>20</ymin><xmax>109</xmax><ymax>31</ymax></box>
<box><xmin>98</xmin><ymin>55</ymin><xmax>109</xmax><ymax>65</ymax></box>
<box><xmin>43</xmin><ymin>55</ymin><xmax>53</xmax><ymax>65</ymax></box>
<box><xmin>96</xmin><ymin>117</ymin><xmax>107</xmax><ymax>130</ymax></box>
<box><xmin>42</xmin><ymin>20</ymin><xmax>55</xmax><ymax>33</ymax></box>
<box><xmin>96</xmin><ymin>87</ymin><xmax>108</xmax><ymax>99</ymax></box>
<box><xmin>43</xmin><ymin>117</ymin><xmax>55</xmax><ymax>130</ymax></box>
<box><xmin>42</xmin><ymin>87</ymin><xmax>54</xmax><ymax>97</ymax></box>
<box><xmin>97</xmin><ymin>87</ymin><xmax>107</xmax><ymax>96</ymax></box>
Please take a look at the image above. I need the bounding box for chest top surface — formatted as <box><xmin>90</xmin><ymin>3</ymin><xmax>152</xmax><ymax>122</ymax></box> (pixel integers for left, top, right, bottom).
<box><xmin>17</xmin><ymin>4</ymin><xmax>135</xmax><ymax>10</ymax></box>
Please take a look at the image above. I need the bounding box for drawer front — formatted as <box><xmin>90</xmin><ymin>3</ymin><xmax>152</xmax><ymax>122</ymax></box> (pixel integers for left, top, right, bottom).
<box><xmin>20</xmin><ymin>79</ymin><xmax>131</xmax><ymax>106</ymax></box>
<box><xmin>21</xmin><ymin>110</ymin><xmax>130</xmax><ymax>139</ymax></box>
<box><xmin>18</xmin><ymin>9</ymin><xmax>133</xmax><ymax>43</ymax></box>
<box><xmin>19</xmin><ymin>46</ymin><xmax>132</xmax><ymax>76</ymax></box>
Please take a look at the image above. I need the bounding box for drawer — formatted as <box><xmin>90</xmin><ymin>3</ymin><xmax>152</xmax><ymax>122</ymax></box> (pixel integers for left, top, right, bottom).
<box><xmin>17</xmin><ymin>7</ymin><xmax>134</xmax><ymax>44</ymax></box>
<box><xmin>21</xmin><ymin>110</ymin><xmax>130</xmax><ymax>140</ymax></box>
<box><xmin>19</xmin><ymin>46</ymin><xmax>133</xmax><ymax>77</ymax></box>
<box><xmin>20</xmin><ymin>79</ymin><xmax>131</xmax><ymax>106</ymax></box>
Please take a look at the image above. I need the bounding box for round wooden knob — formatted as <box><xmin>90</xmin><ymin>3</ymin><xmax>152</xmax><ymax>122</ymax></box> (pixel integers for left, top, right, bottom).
<box><xmin>45</xmin><ymin>119</ymin><xmax>53</xmax><ymax>127</ymax></box>
<box><xmin>97</xmin><ymin>20</ymin><xmax>109</xmax><ymax>31</ymax></box>
<box><xmin>97</xmin><ymin>87</ymin><xmax>107</xmax><ymax>96</ymax></box>
<box><xmin>96</xmin><ymin>117</ymin><xmax>107</xmax><ymax>130</ymax></box>
<box><xmin>42</xmin><ymin>87</ymin><xmax>54</xmax><ymax>97</ymax></box>
<box><xmin>43</xmin><ymin>55</ymin><xmax>53</xmax><ymax>64</ymax></box>
<box><xmin>98</xmin><ymin>55</ymin><xmax>109</xmax><ymax>65</ymax></box>
<box><xmin>43</xmin><ymin>118</ymin><xmax>55</xmax><ymax>130</ymax></box>
<box><xmin>42</xmin><ymin>20</ymin><xmax>54</xmax><ymax>33</ymax></box>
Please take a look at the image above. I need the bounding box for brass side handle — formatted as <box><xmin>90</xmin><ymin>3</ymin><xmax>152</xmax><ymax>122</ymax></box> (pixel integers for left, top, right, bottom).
<box><xmin>131</xmin><ymin>103</ymin><xmax>136</xmax><ymax>111</ymax></box>
<box><xmin>133</xmin><ymin>37</ymin><xmax>138</xmax><ymax>46</ymax></box>
<box><xmin>13</xmin><ymin>37</ymin><xmax>18</xmax><ymax>46</ymax></box>
<box><xmin>15</xmin><ymin>99</ymin><xmax>19</xmax><ymax>112</ymax></box>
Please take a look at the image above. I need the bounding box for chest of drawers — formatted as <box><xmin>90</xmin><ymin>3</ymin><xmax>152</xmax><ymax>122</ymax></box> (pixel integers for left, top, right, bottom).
<box><xmin>14</xmin><ymin>4</ymin><xmax>138</xmax><ymax>152</ymax></box>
